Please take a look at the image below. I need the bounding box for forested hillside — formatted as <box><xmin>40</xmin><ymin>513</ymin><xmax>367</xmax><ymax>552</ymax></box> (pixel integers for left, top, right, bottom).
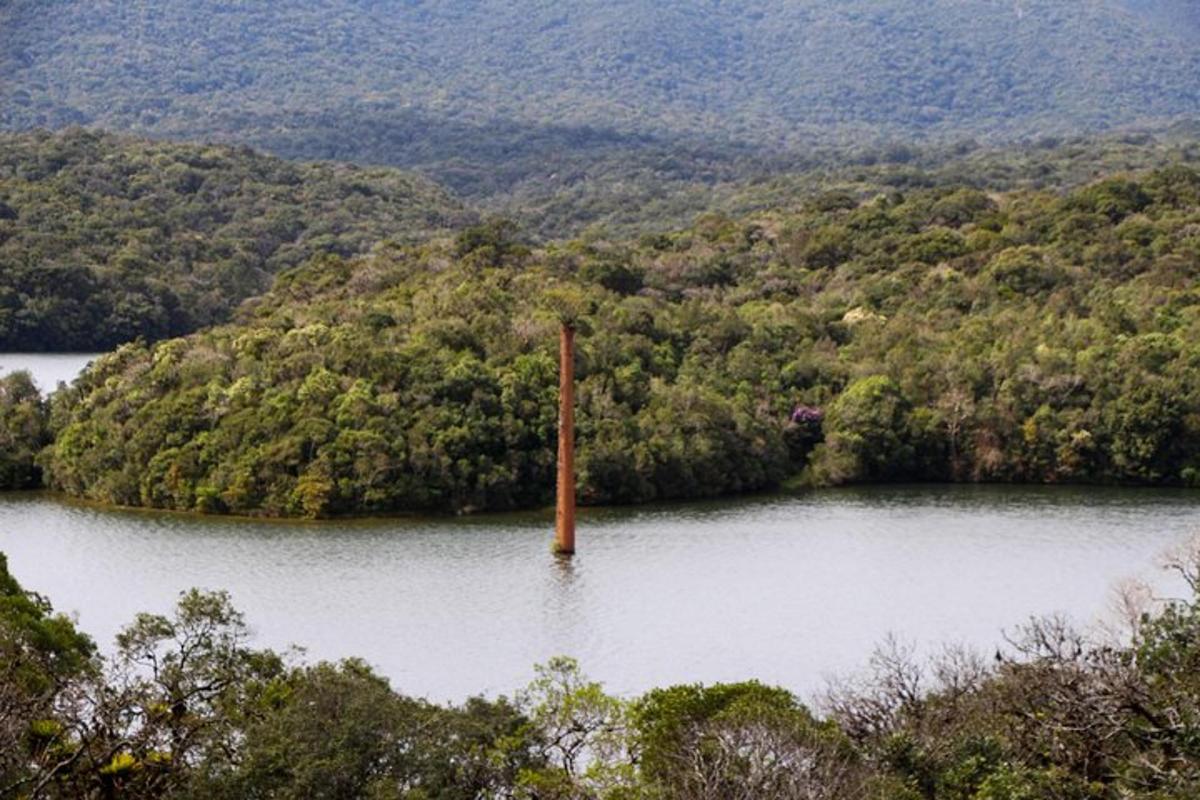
<box><xmin>596</xmin><ymin>126</ymin><xmax>1200</xmax><ymax>246</ymax></box>
<box><xmin>0</xmin><ymin>129</ymin><xmax>470</xmax><ymax>350</ymax></box>
<box><xmin>3</xmin><ymin>0</ymin><xmax>1199</xmax><ymax>221</ymax></box>
<box><xmin>39</xmin><ymin>166</ymin><xmax>1200</xmax><ymax>516</ymax></box>
<box><xmin>4</xmin><ymin>128</ymin><xmax>1197</xmax><ymax>350</ymax></box>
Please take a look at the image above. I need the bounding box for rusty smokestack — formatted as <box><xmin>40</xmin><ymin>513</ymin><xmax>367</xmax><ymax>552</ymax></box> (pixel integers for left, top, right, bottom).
<box><xmin>555</xmin><ymin>322</ymin><xmax>576</xmax><ymax>555</ymax></box>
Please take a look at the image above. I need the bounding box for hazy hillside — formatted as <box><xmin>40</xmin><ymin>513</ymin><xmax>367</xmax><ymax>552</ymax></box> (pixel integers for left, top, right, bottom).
<box><xmin>0</xmin><ymin>129</ymin><xmax>470</xmax><ymax>351</ymax></box>
<box><xmin>518</xmin><ymin>126</ymin><xmax>1200</xmax><ymax>240</ymax></box>
<box><xmin>3</xmin><ymin>0</ymin><xmax>1198</xmax><ymax>211</ymax></box>
<box><xmin>1119</xmin><ymin>0</ymin><xmax>1200</xmax><ymax>33</ymax></box>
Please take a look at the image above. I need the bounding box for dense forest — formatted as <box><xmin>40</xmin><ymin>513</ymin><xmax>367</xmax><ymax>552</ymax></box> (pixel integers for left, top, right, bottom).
<box><xmin>0</xmin><ymin>129</ymin><xmax>469</xmax><ymax>350</ymax></box>
<box><xmin>483</xmin><ymin>124</ymin><xmax>1200</xmax><ymax>240</ymax></box>
<box><xmin>5</xmin><ymin>0</ymin><xmax>1198</xmax><ymax>148</ymax></box>
<box><xmin>27</xmin><ymin>164</ymin><xmax>1200</xmax><ymax>515</ymax></box>
<box><xmin>4</xmin><ymin>0</ymin><xmax>1200</xmax><ymax>227</ymax></box>
<box><xmin>4</xmin><ymin>128</ymin><xmax>1199</xmax><ymax>353</ymax></box>
<box><xmin>4</xmin><ymin>539</ymin><xmax>1200</xmax><ymax>798</ymax></box>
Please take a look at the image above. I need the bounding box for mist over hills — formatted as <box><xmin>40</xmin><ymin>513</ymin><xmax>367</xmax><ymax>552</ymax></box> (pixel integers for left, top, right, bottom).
<box><xmin>3</xmin><ymin>0</ymin><xmax>1199</xmax><ymax>216</ymax></box>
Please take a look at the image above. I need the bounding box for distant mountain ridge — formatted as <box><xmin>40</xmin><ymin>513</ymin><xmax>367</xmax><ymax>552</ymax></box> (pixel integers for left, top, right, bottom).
<box><xmin>1118</xmin><ymin>0</ymin><xmax>1200</xmax><ymax>33</ymax></box>
<box><xmin>2</xmin><ymin>1</ymin><xmax>1199</xmax><ymax>216</ymax></box>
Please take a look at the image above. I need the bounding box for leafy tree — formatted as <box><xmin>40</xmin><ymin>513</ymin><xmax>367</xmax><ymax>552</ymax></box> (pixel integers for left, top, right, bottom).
<box><xmin>631</xmin><ymin>681</ymin><xmax>865</xmax><ymax>799</ymax></box>
<box><xmin>0</xmin><ymin>370</ymin><xmax>49</xmax><ymax>488</ymax></box>
<box><xmin>517</xmin><ymin>657</ymin><xmax>631</xmax><ymax>795</ymax></box>
<box><xmin>0</xmin><ymin>554</ymin><xmax>96</xmax><ymax>797</ymax></box>
<box><xmin>815</xmin><ymin>376</ymin><xmax>915</xmax><ymax>482</ymax></box>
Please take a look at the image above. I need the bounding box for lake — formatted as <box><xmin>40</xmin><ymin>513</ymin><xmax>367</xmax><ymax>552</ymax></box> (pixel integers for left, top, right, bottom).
<box><xmin>0</xmin><ymin>352</ymin><xmax>100</xmax><ymax>390</ymax></box>
<box><xmin>1</xmin><ymin>353</ymin><xmax>1197</xmax><ymax>702</ymax></box>
<box><xmin>1</xmin><ymin>487</ymin><xmax>1196</xmax><ymax>703</ymax></box>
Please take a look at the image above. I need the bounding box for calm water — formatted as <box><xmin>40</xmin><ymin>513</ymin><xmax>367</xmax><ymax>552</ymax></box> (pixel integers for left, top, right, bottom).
<box><xmin>2</xmin><ymin>354</ymin><xmax>1198</xmax><ymax>700</ymax></box>
<box><xmin>0</xmin><ymin>352</ymin><xmax>100</xmax><ymax>390</ymax></box>
<box><xmin>1</xmin><ymin>488</ymin><xmax>1196</xmax><ymax>702</ymax></box>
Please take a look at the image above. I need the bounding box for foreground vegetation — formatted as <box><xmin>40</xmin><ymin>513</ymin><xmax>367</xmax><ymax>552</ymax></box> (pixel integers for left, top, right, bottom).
<box><xmin>31</xmin><ymin>164</ymin><xmax>1200</xmax><ymax>514</ymax></box>
<box><xmin>4</xmin><ymin>539</ymin><xmax>1200</xmax><ymax>798</ymax></box>
<box><xmin>0</xmin><ymin>129</ymin><xmax>469</xmax><ymax>350</ymax></box>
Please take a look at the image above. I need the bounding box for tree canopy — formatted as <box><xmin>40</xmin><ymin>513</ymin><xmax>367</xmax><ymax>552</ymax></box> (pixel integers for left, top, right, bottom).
<box><xmin>4</xmin><ymin>1</ymin><xmax>1200</xmax><ymax>236</ymax></box>
<box><xmin>38</xmin><ymin>166</ymin><xmax>1200</xmax><ymax>515</ymax></box>
<box><xmin>0</xmin><ymin>129</ymin><xmax>470</xmax><ymax>350</ymax></box>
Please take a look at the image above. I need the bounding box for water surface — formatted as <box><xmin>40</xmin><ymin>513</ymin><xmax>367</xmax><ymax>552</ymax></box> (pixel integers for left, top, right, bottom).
<box><xmin>1</xmin><ymin>487</ymin><xmax>1195</xmax><ymax>702</ymax></box>
<box><xmin>0</xmin><ymin>352</ymin><xmax>100</xmax><ymax>390</ymax></box>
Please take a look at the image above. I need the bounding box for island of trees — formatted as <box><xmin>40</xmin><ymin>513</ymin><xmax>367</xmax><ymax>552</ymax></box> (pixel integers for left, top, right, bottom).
<box><xmin>1</xmin><ymin>161</ymin><xmax>1193</xmax><ymax>516</ymax></box>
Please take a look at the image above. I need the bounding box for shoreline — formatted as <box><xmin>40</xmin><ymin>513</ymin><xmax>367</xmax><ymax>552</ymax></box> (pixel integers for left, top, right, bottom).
<box><xmin>1</xmin><ymin>480</ymin><xmax>1195</xmax><ymax>527</ymax></box>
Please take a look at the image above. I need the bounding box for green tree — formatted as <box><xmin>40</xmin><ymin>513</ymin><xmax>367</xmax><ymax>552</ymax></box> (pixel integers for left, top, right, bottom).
<box><xmin>0</xmin><ymin>371</ymin><xmax>50</xmax><ymax>488</ymax></box>
<box><xmin>517</xmin><ymin>657</ymin><xmax>631</xmax><ymax>796</ymax></box>
<box><xmin>0</xmin><ymin>552</ymin><xmax>96</xmax><ymax>797</ymax></box>
<box><xmin>815</xmin><ymin>376</ymin><xmax>915</xmax><ymax>482</ymax></box>
<box><xmin>631</xmin><ymin>681</ymin><xmax>864</xmax><ymax>799</ymax></box>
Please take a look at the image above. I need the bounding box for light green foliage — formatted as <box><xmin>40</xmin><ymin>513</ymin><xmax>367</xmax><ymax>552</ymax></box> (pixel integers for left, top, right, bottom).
<box><xmin>517</xmin><ymin>657</ymin><xmax>632</xmax><ymax>795</ymax></box>
<box><xmin>818</xmin><ymin>376</ymin><xmax>914</xmax><ymax>482</ymax></box>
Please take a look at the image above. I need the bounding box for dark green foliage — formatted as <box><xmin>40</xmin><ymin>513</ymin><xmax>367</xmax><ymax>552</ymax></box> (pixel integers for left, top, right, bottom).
<box><xmin>0</xmin><ymin>552</ymin><xmax>95</xmax><ymax>692</ymax></box>
<box><xmin>195</xmin><ymin>661</ymin><xmax>542</xmax><ymax>800</ymax></box>
<box><xmin>0</xmin><ymin>553</ymin><xmax>95</xmax><ymax>796</ymax></box>
<box><xmin>0</xmin><ymin>370</ymin><xmax>49</xmax><ymax>488</ymax></box>
<box><xmin>0</xmin><ymin>129</ymin><xmax>470</xmax><ymax>350</ymax></box>
<box><xmin>37</xmin><ymin>165</ymin><xmax>1200</xmax><ymax>516</ymax></box>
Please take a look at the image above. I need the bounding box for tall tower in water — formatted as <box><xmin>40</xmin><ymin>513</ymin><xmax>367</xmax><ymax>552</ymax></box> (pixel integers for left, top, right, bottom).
<box><xmin>555</xmin><ymin>322</ymin><xmax>576</xmax><ymax>555</ymax></box>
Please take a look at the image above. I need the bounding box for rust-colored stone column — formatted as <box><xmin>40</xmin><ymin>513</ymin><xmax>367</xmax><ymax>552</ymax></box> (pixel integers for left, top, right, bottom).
<box><xmin>555</xmin><ymin>323</ymin><xmax>576</xmax><ymax>555</ymax></box>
